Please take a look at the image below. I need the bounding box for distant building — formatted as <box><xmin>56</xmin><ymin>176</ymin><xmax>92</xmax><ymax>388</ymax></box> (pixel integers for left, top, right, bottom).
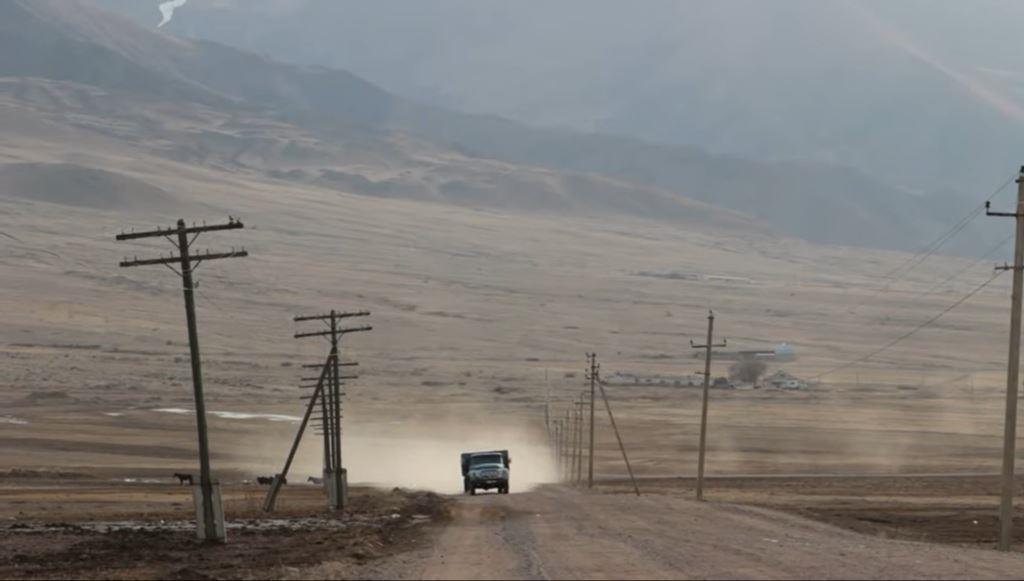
<box><xmin>695</xmin><ymin>342</ymin><xmax>796</xmax><ymax>361</ymax></box>
<box><xmin>774</xmin><ymin>343</ymin><xmax>796</xmax><ymax>361</ymax></box>
<box><xmin>606</xmin><ymin>371</ymin><xmax>702</xmax><ymax>387</ymax></box>
<box><xmin>765</xmin><ymin>370</ymin><xmax>808</xmax><ymax>390</ymax></box>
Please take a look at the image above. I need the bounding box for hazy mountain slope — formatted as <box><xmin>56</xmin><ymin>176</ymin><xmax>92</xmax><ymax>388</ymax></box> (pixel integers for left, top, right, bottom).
<box><xmin>0</xmin><ymin>0</ymin><xmax>1001</xmax><ymax>253</ymax></box>
<box><xmin>0</xmin><ymin>162</ymin><xmax>173</xmax><ymax>209</ymax></box>
<box><xmin>0</xmin><ymin>1</ymin><xmax>225</xmax><ymax>107</ymax></box>
<box><xmin>102</xmin><ymin>0</ymin><xmax>1024</xmax><ymax>194</ymax></box>
<box><xmin>0</xmin><ymin>6</ymin><xmax>757</xmax><ymax>235</ymax></box>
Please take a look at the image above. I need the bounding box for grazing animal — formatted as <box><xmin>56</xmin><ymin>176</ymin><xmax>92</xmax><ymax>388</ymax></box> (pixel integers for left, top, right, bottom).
<box><xmin>173</xmin><ymin>472</ymin><xmax>193</xmax><ymax>485</ymax></box>
<box><xmin>307</xmin><ymin>476</ymin><xmax>323</xmax><ymax>485</ymax></box>
<box><xmin>257</xmin><ymin>475</ymin><xmax>285</xmax><ymax>485</ymax></box>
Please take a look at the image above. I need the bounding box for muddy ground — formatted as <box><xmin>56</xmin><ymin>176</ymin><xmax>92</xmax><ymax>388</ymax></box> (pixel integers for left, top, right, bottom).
<box><xmin>0</xmin><ymin>477</ymin><xmax>448</xmax><ymax>580</ymax></box>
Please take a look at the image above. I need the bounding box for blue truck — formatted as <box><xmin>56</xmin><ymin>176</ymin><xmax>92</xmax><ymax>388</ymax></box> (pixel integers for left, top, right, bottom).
<box><xmin>460</xmin><ymin>450</ymin><xmax>511</xmax><ymax>495</ymax></box>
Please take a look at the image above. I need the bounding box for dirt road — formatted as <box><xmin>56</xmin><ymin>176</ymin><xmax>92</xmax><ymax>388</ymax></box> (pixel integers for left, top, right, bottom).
<box><xmin>377</xmin><ymin>487</ymin><xmax>1024</xmax><ymax>580</ymax></box>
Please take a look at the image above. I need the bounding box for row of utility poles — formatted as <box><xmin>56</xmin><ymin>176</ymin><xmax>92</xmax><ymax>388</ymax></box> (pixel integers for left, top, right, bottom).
<box><xmin>548</xmin><ymin>314</ymin><xmax>725</xmax><ymax>501</ymax></box>
<box><xmin>116</xmin><ymin>218</ymin><xmax>372</xmax><ymax>543</ymax></box>
<box><xmin>116</xmin><ymin>167</ymin><xmax>1024</xmax><ymax>551</ymax></box>
<box><xmin>551</xmin><ymin>166</ymin><xmax>1024</xmax><ymax>551</ymax></box>
<box><xmin>549</xmin><ymin>353</ymin><xmax>639</xmax><ymax>496</ymax></box>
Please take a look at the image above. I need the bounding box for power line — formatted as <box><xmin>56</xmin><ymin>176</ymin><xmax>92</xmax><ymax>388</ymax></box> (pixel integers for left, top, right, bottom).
<box><xmin>890</xmin><ymin>174</ymin><xmax>1014</xmax><ymax>279</ymax></box>
<box><xmin>818</xmin><ymin>269</ymin><xmax>1005</xmax><ymax>380</ymax></box>
<box><xmin>914</xmin><ymin>234</ymin><xmax>1012</xmax><ymax>299</ymax></box>
<box><xmin>850</xmin><ymin>173</ymin><xmax>1016</xmax><ymax>312</ymax></box>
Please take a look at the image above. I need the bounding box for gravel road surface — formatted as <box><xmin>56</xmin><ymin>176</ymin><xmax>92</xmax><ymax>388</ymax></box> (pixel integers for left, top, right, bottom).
<box><xmin>375</xmin><ymin>487</ymin><xmax>1024</xmax><ymax>580</ymax></box>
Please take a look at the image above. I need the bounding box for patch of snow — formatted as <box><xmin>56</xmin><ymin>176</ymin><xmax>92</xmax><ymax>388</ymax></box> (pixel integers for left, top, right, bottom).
<box><xmin>151</xmin><ymin>408</ymin><xmax>300</xmax><ymax>422</ymax></box>
<box><xmin>211</xmin><ymin>411</ymin><xmax>301</xmax><ymax>423</ymax></box>
<box><xmin>152</xmin><ymin>408</ymin><xmax>191</xmax><ymax>415</ymax></box>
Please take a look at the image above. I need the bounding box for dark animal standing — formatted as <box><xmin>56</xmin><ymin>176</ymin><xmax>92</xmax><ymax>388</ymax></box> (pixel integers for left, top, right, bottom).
<box><xmin>173</xmin><ymin>472</ymin><xmax>193</xmax><ymax>485</ymax></box>
<box><xmin>257</xmin><ymin>475</ymin><xmax>285</xmax><ymax>485</ymax></box>
<box><xmin>307</xmin><ymin>476</ymin><xmax>323</xmax><ymax>485</ymax></box>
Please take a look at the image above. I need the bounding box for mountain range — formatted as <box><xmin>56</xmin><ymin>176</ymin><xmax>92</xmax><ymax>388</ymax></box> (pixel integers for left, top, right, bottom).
<box><xmin>0</xmin><ymin>0</ymin><xmax>1009</xmax><ymax>254</ymax></box>
<box><xmin>94</xmin><ymin>0</ymin><xmax>1024</xmax><ymax>195</ymax></box>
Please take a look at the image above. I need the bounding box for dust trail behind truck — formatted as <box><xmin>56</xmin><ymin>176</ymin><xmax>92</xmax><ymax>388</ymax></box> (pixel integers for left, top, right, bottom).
<box><xmin>460</xmin><ymin>450</ymin><xmax>511</xmax><ymax>495</ymax></box>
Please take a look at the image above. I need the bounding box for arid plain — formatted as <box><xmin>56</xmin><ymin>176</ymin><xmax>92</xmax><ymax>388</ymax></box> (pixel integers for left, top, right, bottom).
<box><xmin>2</xmin><ymin>70</ymin><xmax>1024</xmax><ymax>578</ymax></box>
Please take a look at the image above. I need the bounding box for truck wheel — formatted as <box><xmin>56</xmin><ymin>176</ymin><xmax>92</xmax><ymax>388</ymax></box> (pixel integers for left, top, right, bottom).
<box><xmin>469</xmin><ymin>486</ymin><xmax>476</xmax><ymax>496</ymax></box>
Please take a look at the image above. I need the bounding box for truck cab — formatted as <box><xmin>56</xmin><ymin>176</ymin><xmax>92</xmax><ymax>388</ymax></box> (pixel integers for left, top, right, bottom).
<box><xmin>461</xmin><ymin>450</ymin><xmax>511</xmax><ymax>495</ymax></box>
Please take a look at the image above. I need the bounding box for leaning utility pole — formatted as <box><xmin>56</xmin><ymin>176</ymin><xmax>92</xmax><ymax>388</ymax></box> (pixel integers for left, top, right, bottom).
<box><xmin>986</xmin><ymin>165</ymin><xmax>1024</xmax><ymax>551</ymax></box>
<box><xmin>586</xmin><ymin>353</ymin><xmax>597</xmax><ymax>488</ymax></box>
<box><xmin>690</xmin><ymin>310</ymin><xmax>726</xmax><ymax>501</ymax></box>
<box><xmin>262</xmin><ymin>353</ymin><xmax>332</xmax><ymax>512</ymax></box>
<box><xmin>596</xmin><ymin>370</ymin><xmax>641</xmax><ymax>496</ymax></box>
<box><xmin>294</xmin><ymin>310</ymin><xmax>371</xmax><ymax>511</ymax></box>
<box><xmin>294</xmin><ymin>309</ymin><xmax>370</xmax><ymax>508</ymax></box>
<box><xmin>116</xmin><ymin>217</ymin><xmax>247</xmax><ymax>542</ymax></box>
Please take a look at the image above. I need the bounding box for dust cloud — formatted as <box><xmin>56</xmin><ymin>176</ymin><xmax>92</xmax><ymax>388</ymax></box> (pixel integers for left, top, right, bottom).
<box><xmin>286</xmin><ymin>410</ymin><xmax>558</xmax><ymax>494</ymax></box>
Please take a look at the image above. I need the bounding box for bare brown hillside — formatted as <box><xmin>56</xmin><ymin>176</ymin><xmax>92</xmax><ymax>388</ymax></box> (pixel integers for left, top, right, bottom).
<box><xmin>0</xmin><ymin>0</ymin><xmax>1002</xmax><ymax>252</ymax></box>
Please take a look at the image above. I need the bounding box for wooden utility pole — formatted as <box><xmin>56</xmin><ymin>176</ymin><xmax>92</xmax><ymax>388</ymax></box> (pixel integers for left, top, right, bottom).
<box><xmin>565</xmin><ymin>409</ymin><xmax>573</xmax><ymax>481</ymax></box>
<box><xmin>586</xmin><ymin>353</ymin><xmax>597</xmax><ymax>488</ymax></box>
<box><xmin>690</xmin><ymin>310</ymin><xmax>726</xmax><ymax>501</ymax></box>
<box><xmin>557</xmin><ymin>420</ymin><xmax>565</xmax><ymax>475</ymax></box>
<box><xmin>570</xmin><ymin>404</ymin><xmax>578</xmax><ymax>484</ymax></box>
<box><xmin>575</xmin><ymin>394</ymin><xmax>586</xmax><ymax>485</ymax></box>
<box><xmin>596</xmin><ymin>371</ymin><xmax>640</xmax><ymax>496</ymax></box>
<box><xmin>263</xmin><ymin>354</ymin><xmax>331</xmax><ymax>512</ymax></box>
<box><xmin>986</xmin><ymin>165</ymin><xmax>1024</xmax><ymax>551</ymax></box>
<box><xmin>573</xmin><ymin>402</ymin><xmax>583</xmax><ymax>484</ymax></box>
<box><xmin>294</xmin><ymin>310</ymin><xmax>371</xmax><ymax>511</ymax></box>
<box><xmin>116</xmin><ymin>217</ymin><xmax>247</xmax><ymax>542</ymax></box>
<box><xmin>544</xmin><ymin>368</ymin><xmax>552</xmax><ymax>441</ymax></box>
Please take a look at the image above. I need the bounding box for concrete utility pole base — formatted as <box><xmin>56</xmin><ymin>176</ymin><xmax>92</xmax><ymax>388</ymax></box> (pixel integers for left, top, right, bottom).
<box><xmin>191</xmin><ymin>482</ymin><xmax>226</xmax><ymax>542</ymax></box>
<box><xmin>325</xmin><ymin>468</ymin><xmax>348</xmax><ymax>511</ymax></box>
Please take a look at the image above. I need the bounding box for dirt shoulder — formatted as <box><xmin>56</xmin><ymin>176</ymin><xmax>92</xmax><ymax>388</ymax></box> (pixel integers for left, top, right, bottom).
<box><xmin>0</xmin><ymin>479</ymin><xmax>449</xmax><ymax>580</ymax></box>
<box><xmin>598</xmin><ymin>474</ymin><xmax>1024</xmax><ymax>548</ymax></box>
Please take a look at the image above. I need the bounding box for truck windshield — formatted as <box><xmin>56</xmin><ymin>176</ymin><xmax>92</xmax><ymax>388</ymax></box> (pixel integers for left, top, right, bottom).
<box><xmin>471</xmin><ymin>455</ymin><xmax>503</xmax><ymax>467</ymax></box>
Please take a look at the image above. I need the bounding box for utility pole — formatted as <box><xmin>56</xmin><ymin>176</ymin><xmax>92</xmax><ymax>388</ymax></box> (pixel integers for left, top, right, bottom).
<box><xmin>553</xmin><ymin>419</ymin><xmax>561</xmax><ymax>474</ymax></box>
<box><xmin>569</xmin><ymin>404</ymin><xmax>578</xmax><ymax>484</ymax></box>
<box><xmin>544</xmin><ymin>368</ymin><xmax>551</xmax><ymax>441</ymax></box>
<box><xmin>596</xmin><ymin>369</ymin><xmax>641</xmax><ymax>496</ymax></box>
<box><xmin>586</xmin><ymin>353</ymin><xmax>597</xmax><ymax>488</ymax></box>
<box><xmin>565</xmin><ymin>409</ymin><xmax>573</xmax><ymax>481</ymax></box>
<box><xmin>575</xmin><ymin>394</ymin><xmax>586</xmax><ymax>485</ymax></box>
<box><xmin>263</xmin><ymin>354</ymin><xmax>331</xmax><ymax>512</ymax></box>
<box><xmin>690</xmin><ymin>310</ymin><xmax>726</xmax><ymax>502</ymax></box>
<box><xmin>986</xmin><ymin>165</ymin><xmax>1024</xmax><ymax>551</ymax></box>
<box><xmin>116</xmin><ymin>217</ymin><xmax>247</xmax><ymax>542</ymax></box>
<box><xmin>294</xmin><ymin>310</ymin><xmax>371</xmax><ymax>511</ymax></box>
<box><xmin>569</xmin><ymin>403</ymin><xmax>577</xmax><ymax>481</ymax></box>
